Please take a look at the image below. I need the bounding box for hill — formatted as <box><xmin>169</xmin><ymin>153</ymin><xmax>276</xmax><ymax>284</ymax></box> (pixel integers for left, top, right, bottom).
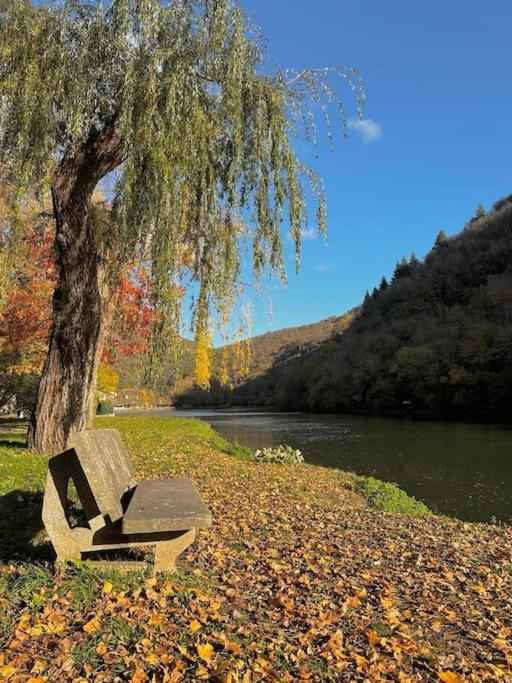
<box><xmin>172</xmin><ymin>313</ymin><xmax>355</xmax><ymax>406</ymax></box>
<box><xmin>230</xmin><ymin>314</ymin><xmax>355</xmax><ymax>377</ymax></box>
<box><xmin>249</xmin><ymin>195</ymin><xmax>512</xmax><ymax>421</ymax></box>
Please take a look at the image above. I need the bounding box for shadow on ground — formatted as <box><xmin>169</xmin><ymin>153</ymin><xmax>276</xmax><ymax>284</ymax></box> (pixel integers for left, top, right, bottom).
<box><xmin>0</xmin><ymin>490</ymin><xmax>52</xmax><ymax>562</ymax></box>
<box><xmin>0</xmin><ymin>440</ymin><xmax>27</xmax><ymax>450</ymax></box>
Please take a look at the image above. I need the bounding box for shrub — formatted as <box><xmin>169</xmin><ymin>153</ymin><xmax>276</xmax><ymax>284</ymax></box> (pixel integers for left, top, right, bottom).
<box><xmin>353</xmin><ymin>475</ymin><xmax>431</xmax><ymax>518</ymax></box>
<box><xmin>254</xmin><ymin>444</ymin><xmax>304</xmax><ymax>465</ymax></box>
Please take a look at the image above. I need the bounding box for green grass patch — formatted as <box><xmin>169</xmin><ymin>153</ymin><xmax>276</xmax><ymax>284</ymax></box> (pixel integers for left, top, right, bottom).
<box><xmin>218</xmin><ymin>438</ymin><xmax>253</xmax><ymax>460</ymax></box>
<box><xmin>0</xmin><ymin>419</ymin><xmax>48</xmax><ymax>559</ymax></box>
<box><xmin>352</xmin><ymin>475</ymin><xmax>432</xmax><ymax>518</ymax></box>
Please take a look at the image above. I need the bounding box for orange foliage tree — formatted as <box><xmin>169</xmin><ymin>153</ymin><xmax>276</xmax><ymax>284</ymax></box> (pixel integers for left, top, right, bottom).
<box><xmin>0</xmin><ymin>225</ymin><xmax>153</xmax><ymax>408</ymax></box>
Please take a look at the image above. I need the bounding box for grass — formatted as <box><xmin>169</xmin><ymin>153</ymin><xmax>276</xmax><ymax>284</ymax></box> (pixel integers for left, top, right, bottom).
<box><xmin>352</xmin><ymin>474</ymin><xmax>432</xmax><ymax>518</ymax></box>
<box><xmin>0</xmin><ymin>416</ymin><xmax>252</xmax><ymax>560</ymax></box>
<box><xmin>0</xmin><ymin>415</ymin><xmax>510</xmax><ymax>681</ymax></box>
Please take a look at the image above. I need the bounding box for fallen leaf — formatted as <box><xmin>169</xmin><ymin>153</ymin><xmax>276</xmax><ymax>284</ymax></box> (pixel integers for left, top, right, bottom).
<box><xmin>439</xmin><ymin>672</ymin><xmax>464</xmax><ymax>683</ymax></box>
<box><xmin>83</xmin><ymin>616</ymin><xmax>101</xmax><ymax>634</ymax></box>
<box><xmin>196</xmin><ymin>643</ymin><xmax>215</xmax><ymax>662</ymax></box>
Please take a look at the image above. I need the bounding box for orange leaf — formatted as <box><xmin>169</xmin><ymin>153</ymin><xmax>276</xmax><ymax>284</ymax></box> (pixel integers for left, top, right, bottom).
<box><xmin>367</xmin><ymin>629</ymin><xmax>380</xmax><ymax>646</ymax></box>
<box><xmin>150</xmin><ymin>613</ymin><xmax>165</xmax><ymax>626</ymax></box>
<box><xmin>83</xmin><ymin>616</ymin><xmax>101</xmax><ymax>634</ymax></box>
<box><xmin>439</xmin><ymin>672</ymin><xmax>464</xmax><ymax>683</ymax></box>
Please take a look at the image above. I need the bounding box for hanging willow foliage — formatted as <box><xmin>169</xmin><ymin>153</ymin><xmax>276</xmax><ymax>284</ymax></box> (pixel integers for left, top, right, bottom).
<box><xmin>0</xmin><ymin>0</ymin><xmax>364</xmax><ymax>386</ymax></box>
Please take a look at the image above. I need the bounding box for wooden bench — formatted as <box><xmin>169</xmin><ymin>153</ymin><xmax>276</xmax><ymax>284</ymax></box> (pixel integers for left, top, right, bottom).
<box><xmin>42</xmin><ymin>428</ymin><xmax>212</xmax><ymax>572</ymax></box>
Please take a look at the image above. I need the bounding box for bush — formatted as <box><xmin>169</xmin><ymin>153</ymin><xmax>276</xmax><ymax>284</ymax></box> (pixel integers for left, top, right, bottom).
<box><xmin>254</xmin><ymin>444</ymin><xmax>304</xmax><ymax>465</ymax></box>
<box><xmin>353</xmin><ymin>476</ymin><xmax>431</xmax><ymax>518</ymax></box>
<box><xmin>96</xmin><ymin>401</ymin><xmax>114</xmax><ymax>416</ymax></box>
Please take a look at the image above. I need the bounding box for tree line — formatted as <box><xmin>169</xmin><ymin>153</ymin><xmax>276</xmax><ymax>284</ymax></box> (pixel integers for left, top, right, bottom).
<box><xmin>219</xmin><ymin>196</ymin><xmax>512</xmax><ymax>422</ymax></box>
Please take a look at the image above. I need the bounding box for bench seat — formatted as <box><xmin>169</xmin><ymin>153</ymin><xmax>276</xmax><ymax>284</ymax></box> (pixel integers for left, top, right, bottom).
<box><xmin>42</xmin><ymin>428</ymin><xmax>212</xmax><ymax>572</ymax></box>
<box><xmin>123</xmin><ymin>478</ymin><xmax>212</xmax><ymax>534</ymax></box>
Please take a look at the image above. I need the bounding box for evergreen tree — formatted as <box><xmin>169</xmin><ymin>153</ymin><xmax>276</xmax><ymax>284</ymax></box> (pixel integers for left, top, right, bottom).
<box><xmin>465</xmin><ymin>204</ymin><xmax>486</xmax><ymax>230</ymax></box>
<box><xmin>435</xmin><ymin>229</ymin><xmax>448</xmax><ymax>247</ymax></box>
<box><xmin>409</xmin><ymin>252</ymin><xmax>420</xmax><ymax>270</ymax></box>
<box><xmin>379</xmin><ymin>275</ymin><xmax>388</xmax><ymax>292</ymax></box>
<box><xmin>474</xmin><ymin>204</ymin><xmax>486</xmax><ymax>220</ymax></box>
<box><xmin>391</xmin><ymin>261</ymin><xmax>402</xmax><ymax>282</ymax></box>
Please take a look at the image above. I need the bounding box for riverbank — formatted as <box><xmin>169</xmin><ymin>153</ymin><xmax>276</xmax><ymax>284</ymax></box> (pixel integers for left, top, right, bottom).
<box><xmin>0</xmin><ymin>416</ymin><xmax>511</xmax><ymax>681</ymax></box>
<box><xmin>108</xmin><ymin>408</ymin><xmax>512</xmax><ymax>523</ymax></box>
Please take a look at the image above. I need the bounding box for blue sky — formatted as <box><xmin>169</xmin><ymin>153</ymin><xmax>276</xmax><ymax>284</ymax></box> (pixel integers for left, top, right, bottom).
<box><xmin>224</xmin><ymin>0</ymin><xmax>512</xmax><ymax>338</ymax></box>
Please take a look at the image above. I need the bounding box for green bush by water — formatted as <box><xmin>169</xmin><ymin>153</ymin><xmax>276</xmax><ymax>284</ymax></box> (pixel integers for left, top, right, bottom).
<box><xmin>352</xmin><ymin>475</ymin><xmax>431</xmax><ymax>518</ymax></box>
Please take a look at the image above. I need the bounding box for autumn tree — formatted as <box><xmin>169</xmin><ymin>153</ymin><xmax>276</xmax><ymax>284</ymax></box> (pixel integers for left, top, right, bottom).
<box><xmin>0</xmin><ymin>214</ymin><xmax>153</xmax><ymax>407</ymax></box>
<box><xmin>96</xmin><ymin>364</ymin><xmax>119</xmax><ymax>396</ymax></box>
<box><xmin>0</xmin><ymin>0</ymin><xmax>363</xmax><ymax>453</ymax></box>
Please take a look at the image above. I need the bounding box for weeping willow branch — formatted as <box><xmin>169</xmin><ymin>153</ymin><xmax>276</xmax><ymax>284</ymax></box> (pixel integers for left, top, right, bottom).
<box><xmin>0</xmin><ymin>0</ymin><xmax>365</xmax><ymax>390</ymax></box>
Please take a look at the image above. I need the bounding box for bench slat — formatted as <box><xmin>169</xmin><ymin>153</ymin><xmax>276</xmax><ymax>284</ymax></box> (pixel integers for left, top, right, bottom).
<box><xmin>122</xmin><ymin>478</ymin><xmax>212</xmax><ymax>534</ymax></box>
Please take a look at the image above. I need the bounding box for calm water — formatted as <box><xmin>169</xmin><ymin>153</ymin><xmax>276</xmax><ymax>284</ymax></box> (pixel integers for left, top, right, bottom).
<box><xmin>124</xmin><ymin>408</ymin><xmax>512</xmax><ymax>523</ymax></box>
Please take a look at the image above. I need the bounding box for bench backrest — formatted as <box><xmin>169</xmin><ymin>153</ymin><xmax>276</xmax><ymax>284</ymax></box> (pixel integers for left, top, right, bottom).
<box><xmin>70</xmin><ymin>429</ymin><xmax>136</xmax><ymax>523</ymax></box>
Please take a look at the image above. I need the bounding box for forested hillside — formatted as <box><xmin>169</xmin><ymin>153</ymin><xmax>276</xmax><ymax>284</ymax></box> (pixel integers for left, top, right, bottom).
<box><xmin>231</xmin><ymin>195</ymin><xmax>512</xmax><ymax>421</ymax></box>
<box><xmin>171</xmin><ymin>314</ymin><xmax>355</xmax><ymax>406</ymax></box>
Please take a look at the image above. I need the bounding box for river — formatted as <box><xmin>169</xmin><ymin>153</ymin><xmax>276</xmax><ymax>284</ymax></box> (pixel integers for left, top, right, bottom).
<box><xmin>122</xmin><ymin>408</ymin><xmax>512</xmax><ymax>523</ymax></box>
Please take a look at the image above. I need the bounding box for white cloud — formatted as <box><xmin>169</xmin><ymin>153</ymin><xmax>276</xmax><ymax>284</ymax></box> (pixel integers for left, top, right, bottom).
<box><xmin>349</xmin><ymin>117</ymin><xmax>383</xmax><ymax>143</ymax></box>
<box><xmin>301</xmin><ymin>227</ymin><xmax>318</xmax><ymax>240</ymax></box>
<box><xmin>287</xmin><ymin>227</ymin><xmax>320</xmax><ymax>243</ymax></box>
<box><xmin>314</xmin><ymin>263</ymin><xmax>336</xmax><ymax>272</ymax></box>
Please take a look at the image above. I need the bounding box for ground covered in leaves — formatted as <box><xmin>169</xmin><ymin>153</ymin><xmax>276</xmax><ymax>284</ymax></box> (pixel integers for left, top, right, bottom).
<box><xmin>0</xmin><ymin>416</ymin><xmax>511</xmax><ymax>682</ymax></box>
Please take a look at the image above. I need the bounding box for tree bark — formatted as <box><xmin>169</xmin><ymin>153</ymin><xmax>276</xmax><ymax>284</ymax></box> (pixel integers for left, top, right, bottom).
<box><xmin>27</xmin><ymin>118</ymin><xmax>123</xmax><ymax>454</ymax></box>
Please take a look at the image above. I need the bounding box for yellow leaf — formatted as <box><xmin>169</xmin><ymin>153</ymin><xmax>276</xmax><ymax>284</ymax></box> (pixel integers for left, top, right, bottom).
<box><xmin>195</xmin><ymin>664</ymin><xmax>210</xmax><ymax>680</ymax></box>
<box><xmin>189</xmin><ymin>619</ymin><xmax>202</xmax><ymax>633</ymax></box>
<box><xmin>46</xmin><ymin>621</ymin><xmax>65</xmax><ymax>634</ymax></box>
<box><xmin>28</xmin><ymin>625</ymin><xmax>43</xmax><ymax>637</ymax></box>
<box><xmin>439</xmin><ymin>672</ymin><xmax>464</xmax><ymax>683</ymax></box>
<box><xmin>0</xmin><ymin>665</ymin><xmax>17</xmax><ymax>679</ymax></box>
<box><xmin>103</xmin><ymin>581</ymin><xmax>113</xmax><ymax>594</ymax></box>
<box><xmin>196</xmin><ymin>642</ymin><xmax>215</xmax><ymax>662</ymax></box>
<box><xmin>96</xmin><ymin>642</ymin><xmax>107</xmax><ymax>656</ymax></box>
<box><xmin>150</xmin><ymin>613</ymin><xmax>165</xmax><ymax>626</ymax></box>
<box><xmin>83</xmin><ymin>616</ymin><xmax>101</xmax><ymax>634</ymax></box>
<box><xmin>27</xmin><ymin>678</ymin><xmax>46</xmax><ymax>683</ymax></box>
<box><xmin>432</xmin><ymin>620</ymin><xmax>442</xmax><ymax>633</ymax></box>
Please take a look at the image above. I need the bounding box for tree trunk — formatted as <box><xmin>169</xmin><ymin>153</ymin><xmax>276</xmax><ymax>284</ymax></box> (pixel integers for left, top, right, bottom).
<box><xmin>26</xmin><ymin>198</ymin><xmax>111</xmax><ymax>454</ymax></box>
<box><xmin>27</xmin><ymin>118</ymin><xmax>123</xmax><ymax>454</ymax></box>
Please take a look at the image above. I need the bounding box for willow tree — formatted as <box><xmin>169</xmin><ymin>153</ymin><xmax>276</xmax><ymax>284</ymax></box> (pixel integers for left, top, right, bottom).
<box><xmin>0</xmin><ymin>0</ymin><xmax>364</xmax><ymax>454</ymax></box>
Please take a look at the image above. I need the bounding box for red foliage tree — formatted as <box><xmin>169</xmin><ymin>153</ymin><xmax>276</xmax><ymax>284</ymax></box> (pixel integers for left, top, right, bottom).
<box><xmin>0</xmin><ymin>225</ymin><xmax>154</xmax><ymax>390</ymax></box>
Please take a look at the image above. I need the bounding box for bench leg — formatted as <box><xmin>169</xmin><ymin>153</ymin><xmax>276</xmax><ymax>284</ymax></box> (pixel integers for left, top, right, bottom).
<box><xmin>55</xmin><ymin>548</ymin><xmax>81</xmax><ymax>563</ymax></box>
<box><xmin>52</xmin><ymin>530</ymin><xmax>93</xmax><ymax>565</ymax></box>
<box><xmin>154</xmin><ymin>529</ymin><xmax>196</xmax><ymax>573</ymax></box>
